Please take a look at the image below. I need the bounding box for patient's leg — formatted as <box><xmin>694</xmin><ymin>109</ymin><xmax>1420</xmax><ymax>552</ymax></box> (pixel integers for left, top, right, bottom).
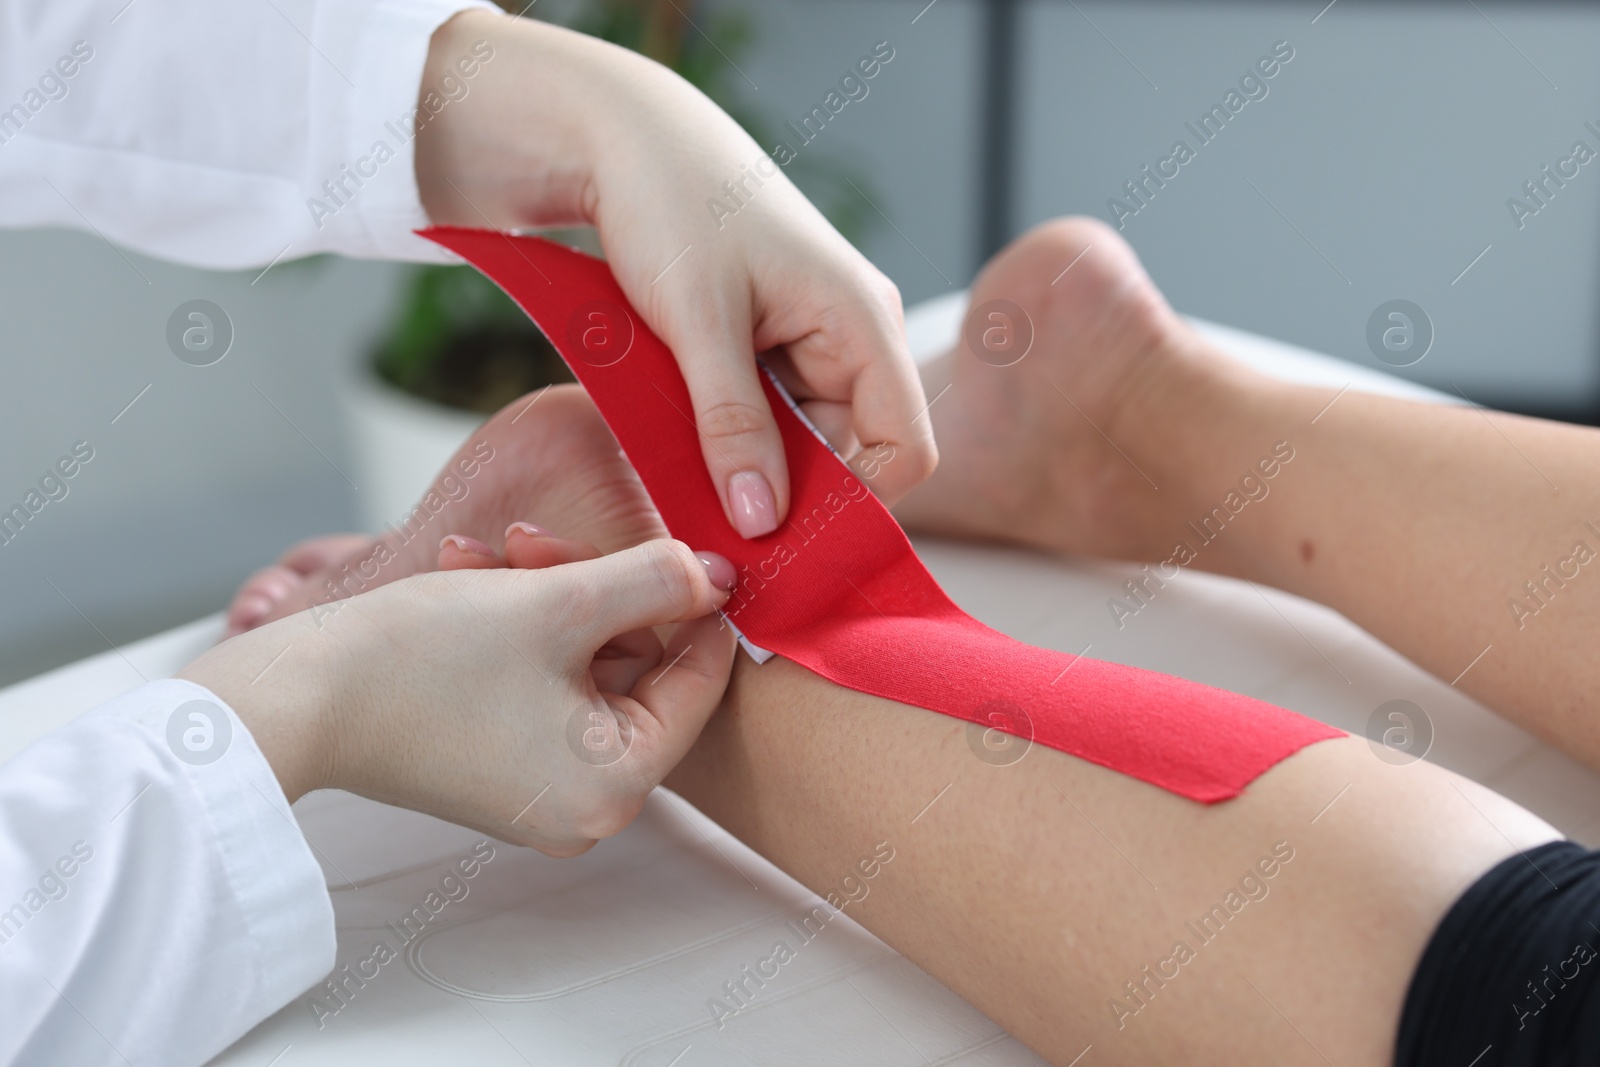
<box><xmin>347</xmin><ymin>349</ymin><xmax>1553</xmax><ymax>1065</ymax></box>
<box><xmin>664</xmin><ymin>656</ymin><xmax>1553</xmax><ymax>1066</ymax></box>
<box><xmin>896</xmin><ymin>217</ymin><xmax>1600</xmax><ymax>771</ymax></box>
<box><xmin>438</xmin><ymin>532</ymin><xmax>1556</xmax><ymax>1064</ymax></box>
<box><xmin>446</xmin><ymin>528</ymin><xmax>1559</xmax><ymax>1064</ymax></box>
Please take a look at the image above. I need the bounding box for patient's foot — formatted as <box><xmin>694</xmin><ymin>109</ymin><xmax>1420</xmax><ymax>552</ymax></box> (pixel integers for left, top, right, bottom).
<box><xmin>225</xmin><ymin>534</ymin><xmax>372</xmax><ymax>637</ymax></box>
<box><xmin>892</xmin><ymin>217</ymin><xmax>1236</xmax><ymax>561</ymax></box>
<box><xmin>238</xmin><ymin>385</ymin><xmax>664</xmax><ymax>631</ymax></box>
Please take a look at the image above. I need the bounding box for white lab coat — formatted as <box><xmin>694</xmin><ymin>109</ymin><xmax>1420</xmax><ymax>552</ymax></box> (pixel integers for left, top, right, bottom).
<box><xmin>0</xmin><ymin>681</ymin><xmax>332</xmax><ymax>1065</ymax></box>
<box><xmin>0</xmin><ymin>0</ymin><xmax>495</xmax><ymax>1063</ymax></box>
<box><xmin>0</xmin><ymin>0</ymin><xmax>491</xmax><ymax>268</ymax></box>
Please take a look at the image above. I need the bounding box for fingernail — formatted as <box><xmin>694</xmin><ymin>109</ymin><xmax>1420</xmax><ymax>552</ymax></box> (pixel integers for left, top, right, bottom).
<box><xmin>506</xmin><ymin>521</ymin><xmax>550</xmax><ymax>539</ymax></box>
<box><xmin>441</xmin><ymin>534</ymin><xmax>496</xmax><ymax>556</ymax></box>
<box><xmin>696</xmin><ymin>550</ymin><xmax>738</xmax><ymax>592</ymax></box>
<box><xmin>727</xmin><ymin>471</ymin><xmax>777</xmax><ymax>538</ymax></box>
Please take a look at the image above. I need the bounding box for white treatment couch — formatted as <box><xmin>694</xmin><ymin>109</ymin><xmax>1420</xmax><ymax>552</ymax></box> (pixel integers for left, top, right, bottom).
<box><xmin>3</xmin><ymin>297</ymin><xmax>1597</xmax><ymax>1066</ymax></box>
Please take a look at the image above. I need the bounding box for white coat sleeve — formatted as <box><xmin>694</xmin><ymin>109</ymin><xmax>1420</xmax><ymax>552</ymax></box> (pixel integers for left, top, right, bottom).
<box><xmin>0</xmin><ymin>0</ymin><xmax>499</xmax><ymax>269</ymax></box>
<box><xmin>0</xmin><ymin>679</ymin><xmax>335</xmax><ymax>1067</ymax></box>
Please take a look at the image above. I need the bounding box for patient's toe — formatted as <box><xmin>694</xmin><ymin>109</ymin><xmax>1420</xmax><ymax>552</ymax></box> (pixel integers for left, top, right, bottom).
<box><xmin>224</xmin><ymin>566</ymin><xmax>297</xmax><ymax>637</ymax></box>
<box><xmin>224</xmin><ymin>533</ymin><xmax>372</xmax><ymax>638</ymax></box>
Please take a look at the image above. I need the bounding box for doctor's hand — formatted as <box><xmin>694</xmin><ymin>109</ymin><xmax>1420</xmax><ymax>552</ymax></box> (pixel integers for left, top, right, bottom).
<box><xmin>415</xmin><ymin>8</ymin><xmax>936</xmax><ymax>537</ymax></box>
<box><xmin>180</xmin><ymin>540</ymin><xmax>737</xmax><ymax>857</ymax></box>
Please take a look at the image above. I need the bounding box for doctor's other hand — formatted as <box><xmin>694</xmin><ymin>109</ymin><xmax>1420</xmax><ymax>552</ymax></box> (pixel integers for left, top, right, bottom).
<box><xmin>415</xmin><ymin>8</ymin><xmax>936</xmax><ymax>537</ymax></box>
<box><xmin>180</xmin><ymin>540</ymin><xmax>737</xmax><ymax>857</ymax></box>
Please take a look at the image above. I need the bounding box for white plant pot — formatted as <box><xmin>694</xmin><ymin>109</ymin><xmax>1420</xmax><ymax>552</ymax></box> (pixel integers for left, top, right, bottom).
<box><xmin>342</xmin><ymin>367</ymin><xmax>485</xmax><ymax>535</ymax></box>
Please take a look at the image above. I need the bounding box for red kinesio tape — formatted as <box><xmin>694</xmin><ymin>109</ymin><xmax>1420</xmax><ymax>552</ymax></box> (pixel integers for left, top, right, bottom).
<box><xmin>421</xmin><ymin>227</ymin><xmax>1342</xmax><ymax>803</ymax></box>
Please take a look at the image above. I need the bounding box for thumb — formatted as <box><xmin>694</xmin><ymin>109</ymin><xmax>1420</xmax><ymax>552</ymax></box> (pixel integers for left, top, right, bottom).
<box><xmin>547</xmin><ymin>540</ymin><xmax>735</xmax><ymax>647</ymax></box>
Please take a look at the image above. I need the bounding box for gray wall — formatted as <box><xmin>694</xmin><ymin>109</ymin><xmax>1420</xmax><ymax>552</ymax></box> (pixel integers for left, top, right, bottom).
<box><xmin>4</xmin><ymin>0</ymin><xmax>1600</xmax><ymax>686</ymax></box>
<box><xmin>1013</xmin><ymin>0</ymin><xmax>1600</xmax><ymax>409</ymax></box>
<box><xmin>707</xmin><ymin>0</ymin><xmax>986</xmax><ymax>305</ymax></box>
<box><xmin>728</xmin><ymin>0</ymin><xmax>1600</xmax><ymax>409</ymax></box>
<box><xmin>0</xmin><ymin>230</ymin><xmax>402</xmax><ymax>685</ymax></box>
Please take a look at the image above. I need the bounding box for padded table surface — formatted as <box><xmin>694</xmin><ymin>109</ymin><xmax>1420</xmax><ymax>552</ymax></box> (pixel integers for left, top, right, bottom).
<box><xmin>3</xmin><ymin>300</ymin><xmax>1597</xmax><ymax>1066</ymax></box>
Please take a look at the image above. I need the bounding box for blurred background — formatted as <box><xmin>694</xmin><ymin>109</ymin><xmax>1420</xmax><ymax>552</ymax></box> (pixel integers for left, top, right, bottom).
<box><xmin>3</xmin><ymin>0</ymin><xmax>1599</xmax><ymax>686</ymax></box>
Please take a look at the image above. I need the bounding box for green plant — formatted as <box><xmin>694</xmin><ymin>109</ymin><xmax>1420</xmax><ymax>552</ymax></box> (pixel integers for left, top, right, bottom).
<box><xmin>374</xmin><ymin>257</ymin><xmax>576</xmax><ymax>413</ymax></box>
<box><xmin>372</xmin><ymin>0</ymin><xmax>877</xmax><ymax>412</ymax></box>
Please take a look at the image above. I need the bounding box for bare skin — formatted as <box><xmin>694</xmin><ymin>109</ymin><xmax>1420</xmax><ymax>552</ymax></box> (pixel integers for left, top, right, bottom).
<box><xmin>665</xmin><ymin>657</ymin><xmax>1549</xmax><ymax>1066</ymax></box>
<box><xmin>895</xmin><ymin>216</ymin><xmax>1600</xmax><ymax>773</ymax></box>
